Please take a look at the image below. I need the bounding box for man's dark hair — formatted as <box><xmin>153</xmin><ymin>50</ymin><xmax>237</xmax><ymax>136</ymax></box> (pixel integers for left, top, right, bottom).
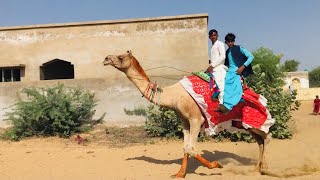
<box><xmin>225</xmin><ymin>33</ymin><xmax>236</xmax><ymax>42</ymax></box>
<box><xmin>209</xmin><ymin>29</ymin><xmax>218</xmax><ymax>36</ymax></box>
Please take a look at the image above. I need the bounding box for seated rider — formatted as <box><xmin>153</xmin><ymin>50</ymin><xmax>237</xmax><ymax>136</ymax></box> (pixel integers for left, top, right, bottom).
<box><xmin>217</xmin><ymin>33</ymin><xmax>254</xmax><ymax>114</ymax></box>
<box><xmin>206</xmin><ymin>29</ymin><xmax>227</xmax><ymax>104</ymax></box>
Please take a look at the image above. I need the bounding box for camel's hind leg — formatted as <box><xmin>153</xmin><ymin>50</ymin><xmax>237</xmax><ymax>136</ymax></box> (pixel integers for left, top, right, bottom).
<box><xmin>249</xmin><ymin>128</ymin><xmax>270</xmax><ymax>171</ymax></box>
<box><xmin>189</xmin><ymin>119</ymin><xmax>222</xmax><ymax>169</ymax></box>
<box><xmin>174</xmin><ymin>117</ymin><xmax>222</xmax><ymax>178</ymax></box>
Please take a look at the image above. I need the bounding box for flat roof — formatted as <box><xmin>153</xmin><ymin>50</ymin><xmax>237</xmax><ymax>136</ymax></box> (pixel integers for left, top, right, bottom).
<box><xmin>0</xmin><ymin>13</ymin><xmax>208</xmax><ymax>31</ymax></box>
<box><xmin>0</xmin><ymin>64</ymin><xmax>25</xmax><ymax>68</ymax></box>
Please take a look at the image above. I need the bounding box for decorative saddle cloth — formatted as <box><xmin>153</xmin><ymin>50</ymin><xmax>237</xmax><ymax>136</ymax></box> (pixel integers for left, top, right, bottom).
<box><xmin>179</xmin><ymin>75</ymin><xmax>275</xmax><ymax>136</ymax></box>
<box><xmin>192</xmin><ymin>71</ymin><xmax>220</xmax><ymax>100</ymax></box>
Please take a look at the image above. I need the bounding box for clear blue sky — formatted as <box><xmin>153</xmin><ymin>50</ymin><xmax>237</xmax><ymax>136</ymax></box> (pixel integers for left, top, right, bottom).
<box><xmin>1</xmin><ymin>0</ymin><xmax>319</xmax><ymax>70</ymax></box>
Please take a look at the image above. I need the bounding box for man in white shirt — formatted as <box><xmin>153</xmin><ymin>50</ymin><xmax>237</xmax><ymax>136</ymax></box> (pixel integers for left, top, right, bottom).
<box><xmin>207</xmin><ymin>29</ymin><xmax>227</xmax><ymax>103</ymax></box>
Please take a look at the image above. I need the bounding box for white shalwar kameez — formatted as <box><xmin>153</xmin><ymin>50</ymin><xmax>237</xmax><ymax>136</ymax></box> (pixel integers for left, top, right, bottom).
<box><xmin>210</xmin><ymin>40</ymin><xmax>227</xmax><ymax>103</ymax></box>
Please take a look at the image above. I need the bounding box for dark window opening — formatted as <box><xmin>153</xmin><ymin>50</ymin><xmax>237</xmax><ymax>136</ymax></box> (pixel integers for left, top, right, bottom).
<box><xmin>40</xmin><ymin>59</ymin><xmax>74</xmax><ymax>80</ymax></box>
<box><xmin>0</xmin><ymin>68</ymin><xmax>21</xmax><ymax>82</ymax></box>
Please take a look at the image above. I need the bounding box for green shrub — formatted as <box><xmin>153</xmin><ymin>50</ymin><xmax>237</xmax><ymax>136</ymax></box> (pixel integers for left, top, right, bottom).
<box><xmin>309</xmin><ymin>66</ymin><xmax>320</xmax><ymax>87</ymax></box>
<box><xmin>124</xmin><ymin>106</ymin><xmax>147</xmax><ymax>116</ymax></box>
<box><xmin>2</xmin><ymin>83</ymin><xmax>97</xmax><ymax>140</ymax></box>
<box><xmin>124</xmin><ymin>105</ymin><xmax>183</xmax><ymax>138</ymax></box>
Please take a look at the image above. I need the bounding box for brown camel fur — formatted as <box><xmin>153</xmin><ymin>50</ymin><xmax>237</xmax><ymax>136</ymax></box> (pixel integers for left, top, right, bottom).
<box><xmin>103</xmin><ymin>51</ymin><xmax>271</xmax><ymax>178</ymax></box>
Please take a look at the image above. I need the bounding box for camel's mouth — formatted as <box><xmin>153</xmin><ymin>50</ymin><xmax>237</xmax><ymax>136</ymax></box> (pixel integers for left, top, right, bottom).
<box><xmin>103</xmin><ymin>58</ymin><xmax>113</xmax><ymax>66</ymax></box>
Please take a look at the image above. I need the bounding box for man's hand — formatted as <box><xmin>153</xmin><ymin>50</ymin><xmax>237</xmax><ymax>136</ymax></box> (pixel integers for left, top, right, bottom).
<box><xmin>236</xmin><ymin>65</ymin><xmax>246</xmax><ymax>75</ymax></box>
<box><xmin>206</xmin><ymin>65</ymin><xmax>213</xmax><ymax>73</ymax></box>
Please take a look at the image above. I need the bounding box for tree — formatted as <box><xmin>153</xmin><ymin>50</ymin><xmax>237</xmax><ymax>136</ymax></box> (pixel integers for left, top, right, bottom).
<box><xmin>309</xmin><ymin>66</ymin><xmax>320</xmax><ymax>87</ymax></box>
<box><xmin>246</xmin><ymin>47</ymin><xmax>300</xmax><ymax>139</ymax></box>
<box><xmin>281</xmin><ymin>59</ymin><xmax>300</xmax><ymax>72</ymax></box>
<box><xmin>251</xmin><ymin>47</ymin><xmax>285</xmax><ymax>86</ymax></box>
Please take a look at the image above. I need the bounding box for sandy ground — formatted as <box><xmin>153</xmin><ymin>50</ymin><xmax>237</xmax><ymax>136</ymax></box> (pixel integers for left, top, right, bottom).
<box><xmin>1</xmin><ymin>100</ymin><xmax>320</xmax><ymax>180</ymax></box>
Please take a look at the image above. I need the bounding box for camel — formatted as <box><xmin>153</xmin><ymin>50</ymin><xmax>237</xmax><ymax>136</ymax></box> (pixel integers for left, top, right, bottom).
<box><xmin>103</xmin><ymin>51</ymin><xmax>272</xmax><ymax>178</ymax></box>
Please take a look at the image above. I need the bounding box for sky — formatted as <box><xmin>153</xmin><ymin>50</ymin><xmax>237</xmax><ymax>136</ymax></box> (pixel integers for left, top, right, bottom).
<box><xmin>0</xmin><ymin>0</ymin><xmax>319</xmax><ymax>71</ymax></box>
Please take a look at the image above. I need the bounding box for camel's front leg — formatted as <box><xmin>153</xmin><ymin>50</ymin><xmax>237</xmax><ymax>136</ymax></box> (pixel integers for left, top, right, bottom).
<box><xmin>172</xmin><ymin>153</ymin><xmax>189</xmax><ymax>178</ymax></box>
<box><xmin>172</xmin><ymin>121</ymin><xmax>190</xmax><ymax>178</ymax></box>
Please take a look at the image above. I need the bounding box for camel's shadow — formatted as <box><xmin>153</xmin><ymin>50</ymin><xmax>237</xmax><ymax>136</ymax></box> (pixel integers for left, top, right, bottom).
<box><xmin>126</xmin><ymin>150</ymin><xmax>256</xmax><ymax>176</ymax></box>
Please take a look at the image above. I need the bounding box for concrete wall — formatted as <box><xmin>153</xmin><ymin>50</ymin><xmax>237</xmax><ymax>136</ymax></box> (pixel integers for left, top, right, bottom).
<box><xmin>296</xmin><ymin>88</ymin><xmax>320</xmax><ymax>101</ymax></box>
<box><xmin>0</xmin><ymin>14</ymin><xmax>209</xmax><ymax>127</ymax></box>
<box><xmin>0</xmin><ymin>14</ymin><xmax>208</xmax><ymax>81</ymax></box>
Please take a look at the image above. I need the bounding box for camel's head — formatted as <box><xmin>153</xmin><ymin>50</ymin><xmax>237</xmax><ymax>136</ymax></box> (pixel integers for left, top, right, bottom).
<box><xmin>103</xmin><ymin>50</ymin><xmax>133</xmax><ymax>71</ymax></box>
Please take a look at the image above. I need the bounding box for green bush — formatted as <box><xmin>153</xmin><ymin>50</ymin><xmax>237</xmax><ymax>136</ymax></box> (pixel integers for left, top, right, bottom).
<box><xmin>213</xmin><ymin>130</ymin><xmax>254</xmax><ymax>142</ymax></box>
<box><xmin>309</xmin><ymin>66</ymin><xmax>320</xmax><ymax>87</ymax></box>
<box><xmin>2</xmin><ymin>83</ymin><xmax>97</xmax><ymax>140</ymax></box>
<box><xmin>124</xmin><ymin>105</ymin><xmax>183</xmax><ymax>138</ymax></box>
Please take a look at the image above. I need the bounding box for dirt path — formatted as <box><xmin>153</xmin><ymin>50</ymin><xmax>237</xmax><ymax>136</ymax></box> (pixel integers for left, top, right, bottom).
<box><xmin>1</xmin><ymin>101</ymin><xmax>320</xmax><ymax>180</ymax></box>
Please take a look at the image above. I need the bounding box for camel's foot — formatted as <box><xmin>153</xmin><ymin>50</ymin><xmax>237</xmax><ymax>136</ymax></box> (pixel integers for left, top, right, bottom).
<box><xmin>171</xmin><ymin>173</ymin><xmax>186</xmax><ymax>178</ymax></box>
<box><xmin>249</xmin><ymin>165</ymin><xmax>260</xmax><ymax>172</ymax></box>
<box><xmin>256</xmin><ymin>161</ymin><xmax>268</xmax><ymax>172</ymax></box>
<box><xmin>208</xmin><ymin>161</ymin><xmax>223</xmax><ymax>169</ymax></box>
<box><xmin>194</xmin><ymin>154</ymin><xmax>223</xmax><ymax>169</ymax></box>
<box><xmin>259</xmin><ymin>162</ymin><xmax>268</xmax><ymax>171</ymax></box>
<box><xmin>251</xmin><ymin>162</ymin><xmax>268</xmax><ymax>172</ymax></box>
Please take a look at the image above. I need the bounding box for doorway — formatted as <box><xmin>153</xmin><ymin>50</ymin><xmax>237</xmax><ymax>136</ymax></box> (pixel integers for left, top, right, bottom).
<box><xmin>40</xmin><ymin>59</ymin><xmax>74</xmax><ymax>80</ymax></box>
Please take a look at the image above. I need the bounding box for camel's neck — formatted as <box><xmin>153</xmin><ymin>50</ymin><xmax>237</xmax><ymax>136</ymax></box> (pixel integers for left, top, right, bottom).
<box><xmin>125</xmin><ymin>63</ymin><xmax>163</xmax><ymax>106</ymax></box>
<box><xmin>125</xmin><ymin>66</ymin><xmax>150</xmax><ymax>95</ymax></box>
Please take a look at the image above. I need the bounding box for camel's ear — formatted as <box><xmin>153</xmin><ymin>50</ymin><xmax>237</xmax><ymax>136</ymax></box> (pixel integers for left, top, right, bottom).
<box><xmin>127</xmin><ymin>50</ymin><xmax>133</xmax><ymax>57</ymax></box>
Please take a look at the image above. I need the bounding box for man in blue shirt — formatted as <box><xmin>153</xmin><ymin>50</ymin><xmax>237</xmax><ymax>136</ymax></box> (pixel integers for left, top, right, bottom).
<box><xmin>217</xmin><ymin>33</ymin><xmax>254</xmax><ymax>114</ymax></box>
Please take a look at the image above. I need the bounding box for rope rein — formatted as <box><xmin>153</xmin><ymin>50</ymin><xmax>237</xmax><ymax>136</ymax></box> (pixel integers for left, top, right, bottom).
<box><xmin>127</xmin><ymin>65</ymin><xmax>200</xmax><ymax>81</ymax></box>
<box><xmin>129</xmin><ymin>57</ymin><xmax>164</xmax><ymax>106</ymax></box>
<box><xmin>128</xmin><ymin>57</ymin><xmax>204</xmax><ymax>105</ymax></box>
<box><xmin>144</xmin><ymin>66</ymin><xmax>192</xmax><ymax>74</ymax></box>
<box><xmin>142</xmin><ymin>82</ymin><xmax>163</xmax><ymax>105</ymax></box>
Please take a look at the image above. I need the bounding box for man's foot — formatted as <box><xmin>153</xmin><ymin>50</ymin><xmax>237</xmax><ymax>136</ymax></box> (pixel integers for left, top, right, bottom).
<box><xmin>214</xmin><ymin>104</ymin><xmax>230</xmax><ymax>114</ymax></box>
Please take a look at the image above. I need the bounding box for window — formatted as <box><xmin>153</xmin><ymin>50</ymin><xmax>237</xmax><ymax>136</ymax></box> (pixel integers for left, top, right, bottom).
<box><xmin>40</xmin><ymin>59</ymin><xmax>74</xmax><ymax>80</ymax></box>
<box><xmin>0</xmin><ymin>68</ymin><xmax>21</xmax><ymax>82</ymax></box>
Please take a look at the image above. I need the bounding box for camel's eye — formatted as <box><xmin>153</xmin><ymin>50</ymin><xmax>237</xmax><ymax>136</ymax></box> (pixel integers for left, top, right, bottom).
<box><xmin>118</xmin><ymin>55</ymin><xmax>124</xmax><ymax>64</ymax></box>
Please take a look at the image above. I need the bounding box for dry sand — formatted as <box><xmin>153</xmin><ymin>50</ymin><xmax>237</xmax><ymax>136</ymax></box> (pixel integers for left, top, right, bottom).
<box><xmin>1</xmin><ymin>100</ymin><xmax>320</xmax><ymax>180</ymax></box>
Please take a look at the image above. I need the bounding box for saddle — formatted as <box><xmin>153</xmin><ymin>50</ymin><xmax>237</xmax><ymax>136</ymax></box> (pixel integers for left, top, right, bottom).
<box><xmin>192</xmin><ymin>71</ymin><xmax>220</xmax><ymax>100</ymax></box>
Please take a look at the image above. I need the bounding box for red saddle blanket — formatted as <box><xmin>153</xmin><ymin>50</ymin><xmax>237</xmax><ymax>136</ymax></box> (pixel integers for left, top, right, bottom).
<box><xmin>179</xmin><ymin>75</ymin><xmax>274</xmax><ymax>135</ymax></box>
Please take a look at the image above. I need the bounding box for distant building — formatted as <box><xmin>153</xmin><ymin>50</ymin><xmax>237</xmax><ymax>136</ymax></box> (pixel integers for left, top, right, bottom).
<box><xmin>284</xmin><ymin>71</ymin><xmax>309</xmax><ymax>91</ymax></box>
<box><xmin>283</xmin><ymin>71</ymin><xmax>320</xmax><ymax>101</ymax></box>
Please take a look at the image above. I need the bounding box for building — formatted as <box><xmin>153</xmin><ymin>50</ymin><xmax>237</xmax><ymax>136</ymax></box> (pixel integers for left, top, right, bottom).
<box><xmin>284</xmin><ymin>71</ymin><xmax>320</xmax><ymax>100</ymax></box>
<box><xmin>0</xmin><ymin>14</ymin><xmax>209</xmax><ymax>127</ymax></box>
<box><xmin>284</xmin><ymin>71</ymin><xmax>309</xmax><ymax>90</ymax></box>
